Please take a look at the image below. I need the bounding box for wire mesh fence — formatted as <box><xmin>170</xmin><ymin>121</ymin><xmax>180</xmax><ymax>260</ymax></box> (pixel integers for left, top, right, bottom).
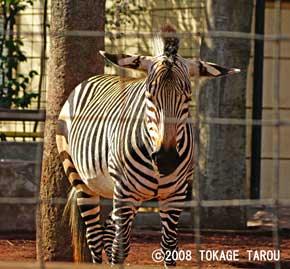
<box><xmin>0</xmin><ymin>0</ymin><xmax>49</xmax><ymax>141</ymax></box>
<box><xmin>0</xmin><ymin>0</ymin><xmax>290</xmax><ymax>268</ymax></box>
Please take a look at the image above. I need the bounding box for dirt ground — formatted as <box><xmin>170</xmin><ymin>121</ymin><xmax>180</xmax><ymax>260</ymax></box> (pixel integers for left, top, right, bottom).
<box><xmin>0</xmin><ymin>230</ymin><xmax>290</xmax><ymax>268</ymax></box>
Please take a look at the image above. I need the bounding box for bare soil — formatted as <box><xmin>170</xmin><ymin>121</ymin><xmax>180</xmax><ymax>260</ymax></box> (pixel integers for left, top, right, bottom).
<box><xmin>0</xmin><ymin>230</ymin><xmax>290</xmax><ymax>268</ymax></box>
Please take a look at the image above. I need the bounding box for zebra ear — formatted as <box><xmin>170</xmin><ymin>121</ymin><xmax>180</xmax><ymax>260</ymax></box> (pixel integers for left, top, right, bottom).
<box><xmin>99</xmin><ymin>51</ymin><xmax>152</xmax><ymax>72</ymax></box>
<box><xmin>186</xmin><ymin>59</ymin><xmax>240</xmax><ymax>78</ymax></box>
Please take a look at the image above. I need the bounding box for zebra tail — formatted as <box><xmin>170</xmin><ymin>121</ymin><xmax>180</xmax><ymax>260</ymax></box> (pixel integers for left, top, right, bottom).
<box><xmin>63</xmin><ymin>188</ymin><xmax>86</xmax><ymax>262</ymax></box>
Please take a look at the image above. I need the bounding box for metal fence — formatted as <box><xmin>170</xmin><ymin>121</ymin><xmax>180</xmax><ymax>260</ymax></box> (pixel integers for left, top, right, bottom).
<box><xmin>0</xmin><ymin>0</ymin><xmax>290</xmax><ymax>268</ymax></box>
<box><xmin>0</xmin><ymin>0</ymin><xmax>49</xmax><ymax>141</ymax></box>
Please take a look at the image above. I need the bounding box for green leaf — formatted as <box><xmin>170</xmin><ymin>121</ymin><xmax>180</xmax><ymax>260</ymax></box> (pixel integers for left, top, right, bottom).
<box><xmin>0</xmin><ymin>98</ymin><xmax>12</xmax><ymax>109</ymax></box>
<box><xmin>17</xmin><ymin>73</ymin><xmax>26</xmax><ymax>78</ymax></box>
<box><xmin>26</xmin><ymin>0</ymin><xmax>34</xmax><ymax>6</ymax></box>
<box><xmin>20</xmin><ymin>83</ymin><xmax>27</xmax><ymax>90</ymax></box>
<box><xmin>0</xmin><ymin>0</ymin><xmax>40</xmax><ymax>109</ymax></box>
<box><xmin>7</xmin><ymin>57</ymin><xmax>18</xmax><ymax>69</ymax></box>
<box><xmin>5</xmin><ymin>40</ymin><xmax>16</xmax><ymax>50</ymax></box>
<box><xmin>15</xmin><ymin>39</ymin><xmax>24</xmax><ymax>46</ymax></box>
<box><xmin>29</xmin><ymin>70</ymin><xmax>38</xmax><ymax>78</ymax></box>
<box><xmin>17</xmin><ymin>52</ymin><xmax>27</xmax><ymax>62</ymax></box>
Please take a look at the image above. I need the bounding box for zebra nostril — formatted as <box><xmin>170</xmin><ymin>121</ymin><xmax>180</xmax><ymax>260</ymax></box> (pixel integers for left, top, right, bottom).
<box><xmin>151</xmin><ymin>147</ymin><xmax>180</xmax><ymax>176</ymax></box>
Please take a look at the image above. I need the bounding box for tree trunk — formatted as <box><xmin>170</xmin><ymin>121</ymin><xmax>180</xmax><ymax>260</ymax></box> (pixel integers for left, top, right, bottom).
<box><xmin>37</xmin><ymin>0</ymin><xmax>105</xmax><ymax>261</ymax></box>
<box><xmin>198</xmin><ymin>0</ymin><xmax>253</xmax><ymax>229</ymax></box>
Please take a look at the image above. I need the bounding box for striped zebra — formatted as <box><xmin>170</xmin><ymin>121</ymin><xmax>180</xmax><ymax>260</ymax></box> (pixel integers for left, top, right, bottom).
<box><xmin>56</xmin><ymin>24</ymin><xmax>240</xmax><ymax>266</ymax></box>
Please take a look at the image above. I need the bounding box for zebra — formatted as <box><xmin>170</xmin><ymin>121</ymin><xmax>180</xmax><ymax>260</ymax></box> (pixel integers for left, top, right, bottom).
<box><xmin>56</xmin><ymin>23</ymin><xmax>240</xmax><ymax>266</ymax></box>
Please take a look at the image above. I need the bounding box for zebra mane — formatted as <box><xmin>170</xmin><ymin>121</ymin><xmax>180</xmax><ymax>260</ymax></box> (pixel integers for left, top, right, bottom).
<box><xmin>161</xmin><ymin>22</ymin><xmax>179</xmax><ymax>57</ymax></box>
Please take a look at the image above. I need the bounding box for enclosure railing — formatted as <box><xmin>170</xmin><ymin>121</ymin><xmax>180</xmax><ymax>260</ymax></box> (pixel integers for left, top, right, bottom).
<box><xmin>0</xmin><ymin>109</ymin><xmax>45</xmax><ymax>139</ymax></box>
<box><xmin>0</xmin><ymin>1</ymin><xmax>289</xmax><ymax>269</ymax></box>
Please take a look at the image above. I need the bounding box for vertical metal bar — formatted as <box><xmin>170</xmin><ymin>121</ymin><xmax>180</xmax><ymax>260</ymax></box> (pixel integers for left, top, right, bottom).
<box><xmin>192</xmin><ymin>2</ymin><xmax>205</xmax><ymax>268</ymax></box>
<box><xmin>33</xmin><ymin>0</ymin><xmax>48</xmax><ymax>139</ymax></box>
<box><xmin>193</xmin><ymin>75</ymin><xmax>202</xmax><ymax>269</ymax></box>
<box><xmin>272</xmin><ymin>1</ymin><xmax>281</xmax><ymax>269</ymax></box>
<box><xmin>250</xmin><ymin>0</ymin><xmax>265</xmax><ymax>199</ymax></box>
<box><xmin>115</xmin><ymin>1</ymin><xmax>126</xmax><ymax>266</ymax></box>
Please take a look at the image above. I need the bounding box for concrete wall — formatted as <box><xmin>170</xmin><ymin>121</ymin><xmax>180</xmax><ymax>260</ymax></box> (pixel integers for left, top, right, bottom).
<box><xmin>0</xmin><ymin>142</ymin><xmax>42</xmax><ymax>232</ymax></box>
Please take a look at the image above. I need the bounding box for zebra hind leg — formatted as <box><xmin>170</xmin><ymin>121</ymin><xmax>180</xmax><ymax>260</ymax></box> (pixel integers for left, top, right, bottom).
<box><xmin>76</xmin><ymin>191</ymin><xmax>104</xmax><ymax>263</ymax></box>
<box><xmin>56</xmin><ymin>119</ymin><xmax>104</xmax><ymax>263</ymax></box>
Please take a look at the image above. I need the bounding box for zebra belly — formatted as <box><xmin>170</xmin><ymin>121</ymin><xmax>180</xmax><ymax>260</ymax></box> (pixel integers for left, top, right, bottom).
<box><xmin>83</xmin><ymin>173</ymin><xmax>114</xmax><ymax>199</ymax></box>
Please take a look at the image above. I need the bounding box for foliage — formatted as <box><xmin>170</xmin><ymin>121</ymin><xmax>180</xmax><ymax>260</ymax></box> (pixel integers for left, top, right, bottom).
<box><xmin>0</xmin><ymin>0</ymin><xmax>38</xmax><ymax>109</ymax></box>
<box><xmin>106</xmin><ymin>0</ymin><xmax>147</xmax><ymax>39</ymax></box>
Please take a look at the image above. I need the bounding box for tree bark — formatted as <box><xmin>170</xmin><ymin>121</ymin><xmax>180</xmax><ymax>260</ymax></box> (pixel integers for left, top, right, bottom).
<box><xmin>37</xmin><ymin>0</ymin><xmax>105</xmax><ymax>261</ymax></box>
<box><xmin>198</xmin><ymin>0</ymin><xmax>253</xmax><ymax>229</ymax></box>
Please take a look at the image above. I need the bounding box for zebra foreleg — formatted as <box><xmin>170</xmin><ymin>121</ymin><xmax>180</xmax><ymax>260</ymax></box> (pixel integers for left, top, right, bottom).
<box><xmin>159</xmin><ymin>205</ymin><xmax>183</xmax><ymax>267</ymax></box>
<box><xmin>103</xmin><ymin>212</ymin><xmax>115</xmax><ymax>262</ymax></box>
<box><xmin>111</xmin><ymin>199</ymin><xmax>140</xmax><ymax>264</ymax></box>
<box><xmin>76</xmin><ymin>192</ymin><xmax>104</xmax><ymax>263</ymax></box>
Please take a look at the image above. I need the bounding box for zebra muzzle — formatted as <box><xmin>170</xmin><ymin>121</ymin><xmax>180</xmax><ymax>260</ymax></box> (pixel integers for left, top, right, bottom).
<box><xmin>151</xmin><ymin>146</ymin><xmax>180</xmax><ymax>176</ymax></box>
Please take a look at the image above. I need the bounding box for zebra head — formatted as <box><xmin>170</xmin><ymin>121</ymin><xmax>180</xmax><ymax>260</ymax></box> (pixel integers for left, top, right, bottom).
<box><xmin>100</xmin><ymin>24</ymin><xmax>240</xmax><ymax>175</ymax></box>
